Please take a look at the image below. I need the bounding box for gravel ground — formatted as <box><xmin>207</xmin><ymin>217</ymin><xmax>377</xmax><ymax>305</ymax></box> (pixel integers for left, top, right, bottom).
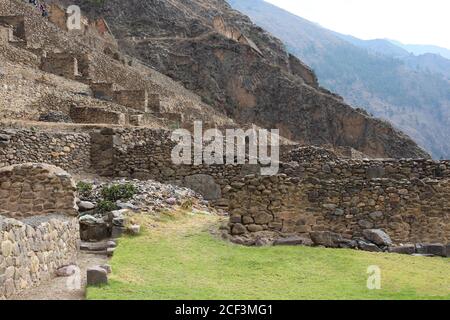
<box><xmin>10</xmin><ymin>252</ymin><xmax>108</xmax><ymax>300</ymax></box>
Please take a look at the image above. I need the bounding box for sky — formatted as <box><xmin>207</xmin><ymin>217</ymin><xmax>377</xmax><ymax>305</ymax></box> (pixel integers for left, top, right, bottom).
<box><xmin>265</xmin><ymin>0</ymin><xmax>450</xmax><ymax>50</ymax></box>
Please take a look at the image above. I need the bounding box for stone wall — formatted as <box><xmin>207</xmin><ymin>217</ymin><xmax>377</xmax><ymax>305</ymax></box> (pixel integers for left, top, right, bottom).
<box><xmin>90</xmin><ymin>129</ymin><xmax>450</xmax><ymax>246</ymax></box>
<box><xmin>225</xmin><ymin>145</ymin><xmax>450</xmax><ymax>247</ymax></box>
<box><xmin>70</xmin><ymin>105</ymin><xmax>126</xmax><ymax>125</ymax></box>
<box><xmin>40</xmin><ymin>52</ymin><xmax>91</xmax><ymax>80</ymax></box>
<box><xmin>0</xmin><ymin>128</ymin><xmax>91</xmax><ymax>172</ymax></box>
<box><xmin>0</xmin><ymin>215</ymin><xmax>79</xmax><ymax>299</ymax></box>
<box><xmin>0</xmin><ymin>163</ymin><xmax>78</xmax><ymax>218</ymax></box>
<box><xmin>2</xmin><ymin>124</ymin><xmax>448</xmax><ymax>248</ymax></box>
<box><xmin>90</xmin><ymin>82</ymin><xmax>117</xmax><ymax>101</ymax></box>
<box><xmin>0</xmin><ymin>163</ymin><xmax>80</xmax><ymax>298</ymax></box>
<box><xmin>148</xmin><ymin>93</ymin><xmax>161</xmax><ymax>113</ymax></box>
<box><xmin>40</xmin><ymin>53</ymin><xmax>79</xmax><ymax>79</ymax></box>
<box><xmin>0</xmin><ymin>24</ymin><xmax>10</xmax><ymax>44</ymax></box>
<box><xmin>114</xmin><ymin>89</ymin><xmax>148</xmax><ymax>112</ymax></box>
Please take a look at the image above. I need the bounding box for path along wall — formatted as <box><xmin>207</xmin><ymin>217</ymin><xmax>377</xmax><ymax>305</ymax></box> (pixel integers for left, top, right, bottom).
<box><xmin>0</xmin><ymin>163</ymin><xmax>79</xmax><ymax>299</ymax></box>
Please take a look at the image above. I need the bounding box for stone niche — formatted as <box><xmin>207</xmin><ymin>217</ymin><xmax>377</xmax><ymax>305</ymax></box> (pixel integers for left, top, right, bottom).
<box><xmin>0</xmin><ymin>163</ymin><xmax>80</xmax><ymax>299</ymax></box>
<box><xmin>0</xmin><ymin>163</ymin><xmax>78</xmax><ymax>218</ymax></box>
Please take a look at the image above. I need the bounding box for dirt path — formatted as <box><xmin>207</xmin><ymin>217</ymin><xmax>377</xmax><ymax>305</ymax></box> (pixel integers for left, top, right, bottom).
<box><xmin>11</xmin><ymin>252</ymin><xmax>108</xmax><ymax>300</ymax></box>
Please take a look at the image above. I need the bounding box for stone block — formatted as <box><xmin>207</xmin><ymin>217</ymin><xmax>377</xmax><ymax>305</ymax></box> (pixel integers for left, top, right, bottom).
<box><xmin>87</xmin><ymin>267</ymin><xmax>108</xmax><ymax>286</ymax></box>
<box><xmin>416</xmin><ymin>244</ymin><xmax>446</xmax><ymax>257</ymax></box>
<box><xmin>274</xmin><ymin>236</ymin><xmax>313</xmax><ymax>246</ymax></box>
<box><xmin>388</xmin><ymin>245</ymin><xmax>415</xmax><ymax>255</ymax></box>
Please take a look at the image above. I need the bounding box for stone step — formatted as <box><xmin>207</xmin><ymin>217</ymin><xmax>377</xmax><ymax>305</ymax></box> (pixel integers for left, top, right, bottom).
<box><xmin>80</xmin><ymin>240</ymin><xmax>116</xmax><ymax>252</ymax></box>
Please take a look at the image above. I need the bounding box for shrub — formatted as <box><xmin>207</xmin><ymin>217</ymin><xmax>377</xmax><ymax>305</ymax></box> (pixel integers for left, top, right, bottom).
<box><xmin>181</xmin><ymin>199</ymin><xmax>193</xmax><ymax>210</ymax></box>
<box><xmin>77</xmin><ymin>181</ymin><xmax>93</xmax><ymax>198</ymax></box>
<box><xmin>96</xmin><ymin>200</ymin><xmax>118</xmax><ymax>214</ymax></box>
<box><xmin>101</xmin><ymin>183</ymin><xmax>137</xmax><ymax>202</ymax></box>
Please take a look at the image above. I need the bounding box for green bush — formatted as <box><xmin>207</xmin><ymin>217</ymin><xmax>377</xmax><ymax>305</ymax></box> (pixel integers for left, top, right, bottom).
<box><xmin>101</xmin><ymin>183</ymin><xmax>137</xmax><ymax>202</ymax></box>
<box><xmin>96</xmin><ymin>200</ymin><xmax>118</xmax><ymax>214</ymax></box>
<box><xmin>77</xmin><ymin>181</ymin><xmax>93</xmax><ymax>198</ymax></box>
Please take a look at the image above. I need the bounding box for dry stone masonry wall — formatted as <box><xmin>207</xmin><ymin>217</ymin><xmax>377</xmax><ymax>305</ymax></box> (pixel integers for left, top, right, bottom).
<box><xmin>0</xmin><ymin>163</ymin><xmax>78</xmax><ymax>218</ymax></box>
<box><xmin>0</xmin><ymin>215</ymin><xmax>79</xmax><ymax>299</ymax></box>
<box><xmin>0</xmin><ymin>163</ymin><xmax>80</xmax><ymax>299</ymax></box>
<box><xmin>0</xmin><ymin>128</ymin><xmax>91</xmax><ymax>172</ymax></box>
<box><xmin>0</xmin><ymin>125</ymin><xmax>448</xmax><ymax>253</ymax></box>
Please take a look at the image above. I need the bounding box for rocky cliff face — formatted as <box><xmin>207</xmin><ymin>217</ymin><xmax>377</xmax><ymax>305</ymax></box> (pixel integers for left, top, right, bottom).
<box><xmin>67</xmin><ymin>0</ymin><xmax>430</xmax><ymax>159</ymax></box>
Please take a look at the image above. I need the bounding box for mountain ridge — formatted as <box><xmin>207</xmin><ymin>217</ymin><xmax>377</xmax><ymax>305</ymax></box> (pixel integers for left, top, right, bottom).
<box><xmin>228</xmin><ymin>0</ymin><xmax>450</xmax><ymax>159</ymax></box>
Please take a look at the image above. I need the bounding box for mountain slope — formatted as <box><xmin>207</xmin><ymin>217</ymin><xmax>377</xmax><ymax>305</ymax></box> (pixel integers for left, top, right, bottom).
<box><xmin>228</xmin><ymin>0</ymin><xmax>450</xmax><ymax>159</ymax></box>
<box><xmin>64</xmin><ymin>0</ymin><xmax>429</xmax><ymax>159</ymax></box>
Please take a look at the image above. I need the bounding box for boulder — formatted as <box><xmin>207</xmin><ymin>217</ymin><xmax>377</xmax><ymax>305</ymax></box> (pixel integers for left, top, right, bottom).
<box><xmin>231</xmin><ymin>223</ymin><xmax>246</xmax><ymax>235</ymax></box>
<box><xmin>310</xmin><ymin>231</ymin><xmax>343</xmax><ymax>248</ymax></box>
<box><xmin>128</xmin><ymin>224</ymin><xmax>141</xmax><ymax>235</ymax></box>
<box><xmin>77</xmin><ymin>201</ymin><xmax>95</xmax><ymax>212</ymax></box>
<box><xmin>116</xmin><ymin>201</ymin><xmax>139</xmax><ymax>211</ymax></box>
<box><xmin>87</xmin><ymin>267</ymin><xmax>108</xmax><ymax>286</ymax></box>
<box><xmin>165</xmin><ymin>197</ymin><xmax>177</xmax><ymax>205</ymax></box>
<box><xmin>107</xmin><ymin>240</ymin><xmax>117</xmax><ymax>248</ymax></box>
<box><xmin>338</xmin><ymin>239</ymin><xmax>358</xmax><ymax>249</ymax></box>
<box><xmin>100</xmin><ymin>264</ymin><xmax>112</xmax><ymax>274</ymax></box>
<box><xmin>56</xmin><ymin>265</ymin><xmax>78</xmax><ymax>277</ymax></box>
<box><xmin>362</xmin><ymin>229</ymin><xmax>392</xmax><ymax>246</ymax></box>
<box><xmin>358</xmin><ymin>241</ymin><xmax>382</xmax><ymax>252</ymax></box>
<box><xmin>79</xmin><ymin>215</ymin><xmax>101</xmax><ymax>225</ymax></box>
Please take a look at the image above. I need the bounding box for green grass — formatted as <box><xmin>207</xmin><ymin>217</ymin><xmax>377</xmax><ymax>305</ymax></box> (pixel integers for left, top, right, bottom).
<box><xmin>87</xmin><ymin>212</ymin><xmax>450</xmax><ymax>300</ymax></box>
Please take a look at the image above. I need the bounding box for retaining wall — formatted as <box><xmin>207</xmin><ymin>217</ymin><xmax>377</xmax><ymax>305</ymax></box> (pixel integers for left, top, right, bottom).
<box><xmin>0</xmin><ymin>163</ymin><xmax>80</xmax><ymax>299</ymax></box>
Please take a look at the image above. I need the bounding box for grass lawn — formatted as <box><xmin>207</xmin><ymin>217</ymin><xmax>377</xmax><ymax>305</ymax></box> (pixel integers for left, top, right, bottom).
<box><xmin>87</xmin><ymin>211</ymin><xmax>450</xmax><ymax>300</ymax></box>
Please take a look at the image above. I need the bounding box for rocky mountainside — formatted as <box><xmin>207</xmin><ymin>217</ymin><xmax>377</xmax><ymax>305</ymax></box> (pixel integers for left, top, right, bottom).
<box><xmin>61</xmin><ymin>0</ymin><xmax>430</xmax><ymax>159</ymax></box>
<box><xmin>227</xmin><ymin>0</ymin><xmax>450</xmax><ymax>159</ymax></box>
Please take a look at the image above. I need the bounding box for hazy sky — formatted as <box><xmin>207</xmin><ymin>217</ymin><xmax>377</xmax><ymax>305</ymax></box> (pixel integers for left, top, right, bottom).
<box><xmin>265</xmin><ymin>0</ymin><xmax>450</xmax><ymax>49</ymax></box>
